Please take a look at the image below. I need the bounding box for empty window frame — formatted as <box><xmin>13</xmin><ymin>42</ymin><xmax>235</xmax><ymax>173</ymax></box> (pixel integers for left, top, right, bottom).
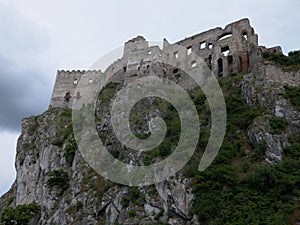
<box><xmin>221</xmin><ymin>46</ymin><xmax>230</xmax><ymax>56</ymax></box>
<box><xmin>174</xmin><ymin>51</ymin><xmax>179</xmax><ymax>59</ymax></box>
<box><xmin>200</xmin><ymin>41</ymin><xmax>206</xmax><ymax>49</ymax></box>
<box><xmin>218</xmin><ymin>33</ymin><xmax>233</xmax><ymax>41</ymax></box>
<box><xmin>187</xmin><ymin>46</ymin><xmax>192</xmax><ymax>55</ymax></box>
<box><xmin>191</xmin><ymin>61</ymin><xmax>197</xmax><ymax>68</ymax></box>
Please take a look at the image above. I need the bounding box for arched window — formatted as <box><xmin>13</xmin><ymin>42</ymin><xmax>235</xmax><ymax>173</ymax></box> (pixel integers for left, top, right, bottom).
<box><xmin>218</xmin><ymin>58</ymin><xmax>223</xmax><ymax>77</ymax></box>
<box><xmin>64</xmin><ymin>92</ymin><xmax>72</xmax><ymax>102</ymax></box>
<box><xmin>218</xmin><ymin>33</ymin><xmax>233</xmax><ymax>41</ymax></box>
<box><xmin>242</xmin><ymin>31</ymin><xmax>248</xmax><ymax>40</ymax></box>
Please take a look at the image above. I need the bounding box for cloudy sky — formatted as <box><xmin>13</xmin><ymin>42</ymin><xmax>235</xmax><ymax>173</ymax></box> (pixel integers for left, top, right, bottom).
<box><xmin>0</xmin><ymin>0</ymin><xmax>299</xmax><ymax>195</ymax></box>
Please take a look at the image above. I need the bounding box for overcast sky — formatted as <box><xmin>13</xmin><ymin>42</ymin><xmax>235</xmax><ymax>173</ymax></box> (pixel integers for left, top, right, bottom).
<box><xmin>0</xmin><ymin>0</ymin><xmax>299</xmax><ymax>196</ymax></box>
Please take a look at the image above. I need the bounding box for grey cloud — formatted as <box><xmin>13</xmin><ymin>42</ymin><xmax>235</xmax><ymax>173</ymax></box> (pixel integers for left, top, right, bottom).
<box><xmin>0</xmin><ymin>4</ymin><xmax>51</xmax><ymax>132</ymax></box>
<box><xmin>0</xmin><ymin>55</ymin><xmax>51</xmax><ymax>131</ymax></box>
<box><xmin>0</xmin><ymin>3</ymin><xmax>49</xmax><ymax>57</ymax></box>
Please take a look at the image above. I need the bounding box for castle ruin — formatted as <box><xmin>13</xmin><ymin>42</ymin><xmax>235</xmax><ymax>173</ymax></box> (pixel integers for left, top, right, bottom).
<box><xmin>49</xmin><ymin>18</ymin><xmax>283</xmax><ymax>108</ymax></box>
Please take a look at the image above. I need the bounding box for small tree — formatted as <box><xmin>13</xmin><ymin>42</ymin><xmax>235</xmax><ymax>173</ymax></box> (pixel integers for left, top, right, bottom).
<box><xmin>1</xmin><ymin>203</ymin><xmax>40</xmax><ymax>225</ymax></box>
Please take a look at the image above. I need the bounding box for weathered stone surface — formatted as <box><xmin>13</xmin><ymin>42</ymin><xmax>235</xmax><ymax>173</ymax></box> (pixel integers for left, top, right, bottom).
<box><xmin>49</xmin><ymin>18</ymin><xmax>272</xmax><ymax>109</ymax></box>
<box><xmin>242</xmin><ymin>49</ymin><xmax>300</xmax><ymax>163</ymax></box>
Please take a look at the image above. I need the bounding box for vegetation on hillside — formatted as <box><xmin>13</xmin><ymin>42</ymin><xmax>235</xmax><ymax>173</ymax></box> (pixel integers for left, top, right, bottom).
<box><xmin>262</xmin><ymin>50</ymin><xmax>300</xmax><ymax>70</ymax></box>
<box><xmin>1</xmin><ymin>71</ymin><xmax>299</xmax><ymax>224</ymax></box>
<box><xmin>186</xmin><ymin>74</ymin><xmax>299</xmax><ymax>225</ymax></box>
<box><xmin>93</xmin><ymin>73</ymin><xmax>300</xmax><ymax>224</ymax></box>
<box><xmin>284</xmin><ymin>85</ymin><xmax>300</xmax><ymax>111</ymax></box>
<box><xmin>0</xmin><ymin>203</ymin><xmax>40</xmax><ymax>225</ymax></box>
<box><xmin>46</xmin><ymin>169</ymin><xmax>69</xmax><ymax>192</ymax></box>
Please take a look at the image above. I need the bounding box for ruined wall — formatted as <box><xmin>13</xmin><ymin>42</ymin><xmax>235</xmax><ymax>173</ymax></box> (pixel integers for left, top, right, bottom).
<box><xmin>123</xmin><ymin>36</ymin><xmax>149</xmax><ymax>56</ymax></box>
<box><xmin>247</xmin><ymin>45</ymin><xmax>300</xmax><ymax>87</ymax></box>
<box><xmin>173</xmin><ymin>18</ymin><xmax>258</xmax><ymax>77</ymax></box>
<box><xmin>49</xmin><ymin>70</ymin><xmax>104</xmax><ymax>108</ymax></box>
<box><xmin>50</xmin><ymin>18</ymin><xmax>296</xmax><ymax>109</ymax></box>
<box><xmin>265</xmin><ymin>64</ymin><xmax>300</xmax><ymax>87</ymax></box>
<box><xmin>49</xmin><ymin>43</ymin><xmax>168</xmax><ymax>109</ymax></box>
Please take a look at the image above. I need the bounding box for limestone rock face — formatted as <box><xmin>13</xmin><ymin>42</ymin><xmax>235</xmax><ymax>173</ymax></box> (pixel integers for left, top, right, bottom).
<box><xmin>2</xmin><ymin>58</ymin><xmax>300</xmax><ymax>225</ymax></box>
<box><xmin>1</xmin><ymin>65</ymin><xmax>300</xmax><ymax>224</ymax></box>
<box><xmin>12</xmin><ymin>108</ymin><xmax>103</xmax><ymax>224</ymax></box>
<box><xmin>248</xmin><ymin>115</ymin><xmax>289</xmax><ymax>163</ymax></box>
<box><xmin>0</xmin><ymin>105</ymin><xmax>196</xmax><ymax>225</ymax></box>
<box><xmin>242</xmin><ymin>61</ymin><xmax>300</xmax><ymax>163</ymax></box>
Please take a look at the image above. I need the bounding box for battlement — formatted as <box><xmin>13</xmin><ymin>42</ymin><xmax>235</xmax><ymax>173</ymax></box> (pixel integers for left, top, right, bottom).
<box><xmin>49</xmin><ymin>70</ymin><xmax>103</xmax><ymax>108</ymax></box>
<box><xmin>49</xmin><ymin>18</ymin><xmax>284</xmax><ymax>109</ymax></box>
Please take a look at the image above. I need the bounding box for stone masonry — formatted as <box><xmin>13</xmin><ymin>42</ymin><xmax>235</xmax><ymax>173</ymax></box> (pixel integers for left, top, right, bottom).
<box><xmin>49</xmin><ymin>18</ymin><xmax>287</xmax><ymax>109</ymax></box>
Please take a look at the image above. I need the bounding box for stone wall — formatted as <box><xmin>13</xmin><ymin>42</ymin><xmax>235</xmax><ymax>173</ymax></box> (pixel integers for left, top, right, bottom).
<box><xmin>173</xmin><ymin>18</ymin><xmax>258</xmax><ymax>77</ymax></box>
<box><xmin>265</xmin><ymin>64</ymin><xmax>300</xmax><ymax>87</ymax></box>
<box><xmin>50</xmin><ymin>18</ymin><xmax>297</xmax><ymax>109</ymax></box>
<box><xmin>49</xmin><ymin>70</ymin><xmax>104</xmax><ymax>108</ymax></box>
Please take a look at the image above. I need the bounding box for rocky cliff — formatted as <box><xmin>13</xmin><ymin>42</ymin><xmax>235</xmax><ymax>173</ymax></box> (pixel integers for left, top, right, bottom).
<box><xmin>1</xmin><ymin>49</ymin><xmax>300</xmax><ymax>225</ymax></box>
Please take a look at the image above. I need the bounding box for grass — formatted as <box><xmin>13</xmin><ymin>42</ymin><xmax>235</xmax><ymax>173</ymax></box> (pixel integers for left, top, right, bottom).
<box><xmin>46</xmin><ymin>169</ymin><xmax>69</xmax><ymax>192</ymax></box>
<box><xmin>184</xmin><ymin>74</ymin><xmax>300</xmax><ymax>224</ymax></box>
<box><xmin>269</xmin><ymin>116</ymin><xmax>288</xmax><ymax>134</ymax></box>
<box><xmin>262</xmin><ymin>50</ymin><xmax>300</xmax><ymax>70</ymax></box>
<box><xmin>284</xmin><ymin>85</ymin><xmax>300</xmax><ymax>111</ymax></box>
<box><xmin>0</xmin><ymin>203</ymin><xmax>40</xmax><ymax>225</ymax></box>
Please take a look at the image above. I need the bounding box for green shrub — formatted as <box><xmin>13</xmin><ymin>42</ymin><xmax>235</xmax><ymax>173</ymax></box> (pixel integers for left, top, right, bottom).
<box><xmin>246</xmin><ymin>166</ymin><xmax>278</xmax><ymax>193</ymax></box>
<box><xmin>27</xmin><ymin>117</ymin><xmax>38</xmax><ymax>136</ymax></box>
<box><xmin>97</xmin><ymin>82</ymin><xmax>122</xmax><ymax>102</ymax></box>
<box><xmin>288</xmin><ymin>50</ymin><xmax>300</xmax><ymax>60</ymax></box>
<box><xmin>262</xmin><ymin>51</ymin><xmax>300</xmax><ymax>70</ymax></box>
<box><xmin>269</xmin><ymin>116</ymin><xmax>288</xmax><ymax>134</ymax></box>
<box><xmin>0</xmin><ymin>203</ymin><xmax>40</xmax><ymax>225</ymax></box>
<box><xmin>194</xmin><ymin>165</ymin><xmax>239</xmax><ymax>191</ymax></box>
<box><xmin>128</xmin><ymin>209</ymin><xmax>136</xmax><ymax>218</ymax></box>
<box><xmin>250</xmin><ymin>141</ymin><xmax>267</xmax><ymax>162</ymax></box>
<box><xmin>284</xmin><ymin>85</ymin><xmax>300</xmax><ymax>110</ymax></box>
<box><xmin>121</xmin><ymin>196</ymin><xmax>130</xmax><ymax>208</ymax></box>
<box><xmin>241</xmin><ymin>161</ymin><xmax>250</xmax><ymax>172</ymax></box>
<box><xmin>289</xmin><ymin>130</ymin><xmax>300</xmax><ymax>144</ymax></box>
<box><xmin>46</xmin><ymin>169</ymin><xmax>69</xmax><ymax>191</ymax></box>
<box><xmin>76</xmin><ymin>201</ymin><xmax>83</xmax><ymax>210</ymax></box>
<box><xmin>120</xmin><ymin>187</ymin><xmax>141</xmax><ymax>209</ymax></box>
<box><xmin>128</xmin><ymin>187</ymin><xmax>140</xmax><ymax>204</ymax></box>
<box><xmin>158</xmin><ymin>139</ymin><xmax>173</xmax><ymax>157</ymax></box>
<box><xmin>59</xmin><ymin>110</ymin><xmax>72</xmax><ymax>118</ymax></box>
<box><xmin>64</xmin><ymin>138</ymin><xmax>77</xmax><ymax>165</ymax></box>
<box><xmin>283</xmin><ymin>144</ymin><xmax>300</xmax><ymax>158</ymax></box>
<box><xmin>192</xmin><ymin>159</ymin><xmax>299</xmax><ymax>224</ymax></box>
<box><xmin>225</xmin><ymin>95</ymin><xmax>244</xmax><ymax>115</ymax></box>
<box><xmin>51</xmin><ymin>108</ymin><xmax>74</xmax><ymax>147</ymax></box>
